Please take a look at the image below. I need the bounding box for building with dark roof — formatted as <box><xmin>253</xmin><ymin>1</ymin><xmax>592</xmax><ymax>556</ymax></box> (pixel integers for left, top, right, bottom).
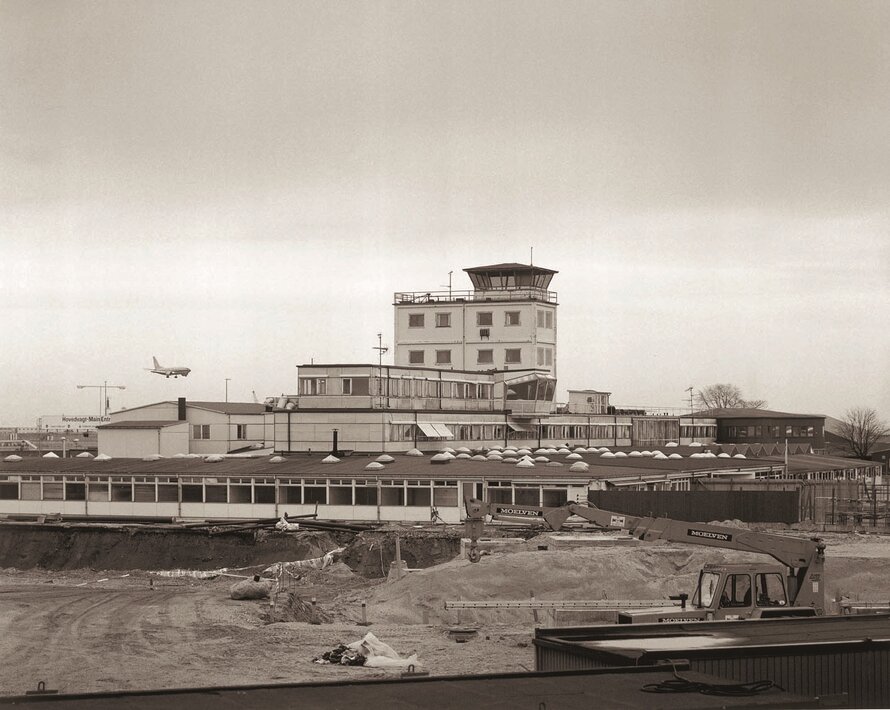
<box><xmin>696</xmin><ymin>408</ymin><xmax>826</xmax><ymax>451</ymax></box>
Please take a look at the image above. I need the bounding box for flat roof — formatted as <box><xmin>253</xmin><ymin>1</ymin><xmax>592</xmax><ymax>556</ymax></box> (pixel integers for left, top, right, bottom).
<box><xmin>0</xmin><ymin>450</ymin><xmax>777</xmax><ymax>481</ymax></box>
<box><xmin>97</xmin><ymin>420</ymin><xmax>184</xmax><ymax>430</ymax></box>
<box><xmin>695</xmin><ymin>408</ymin><xmax>825</xmax><ymax>420</ymax></box>
<box><xmin>536</xmin><ymin>613</ymin><xmax>890</xmax><ymax>655</ymax></box>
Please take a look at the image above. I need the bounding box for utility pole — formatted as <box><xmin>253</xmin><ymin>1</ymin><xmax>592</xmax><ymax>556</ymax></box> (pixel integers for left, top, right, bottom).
<box><xmin>686</xmin><ymin>386</ymin><xmax>694</xmax><ymax>443</ymax></box>
<box><xmin>225</xmin><ymin>378</ymin><xmax>231</xmax><ymax>403</ymax></box>
<box><xmin>77</xmin><ymin>381</ymin><xmax>126</xmax><ymax>416</ymax></box>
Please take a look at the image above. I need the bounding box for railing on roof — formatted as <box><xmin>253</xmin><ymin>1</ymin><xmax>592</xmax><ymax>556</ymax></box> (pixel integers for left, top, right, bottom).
<box><xmin>393</xmin><ymin>288</ymin><xmax>557</xmax><ymax>305</ymax></box>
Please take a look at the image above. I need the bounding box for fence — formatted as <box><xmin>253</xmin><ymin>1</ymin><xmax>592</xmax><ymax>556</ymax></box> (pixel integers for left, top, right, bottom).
<box><xmin>589</xmin><ymin>481</ymin><xmax>890</xmax><ymax>530</ymax></box>
<box><xmin>587</xmin><ymin>490</ymin><xmax>799</xmax><ymax>524</ymax></box>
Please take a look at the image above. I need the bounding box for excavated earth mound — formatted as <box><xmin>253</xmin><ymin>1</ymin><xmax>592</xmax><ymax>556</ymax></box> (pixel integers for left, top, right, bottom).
<box><xmin>342</xmin><ymin>529</ymin><xmax>461</xmax><ymax>578</ymax></box>
<box><xmin>348</xmin><ymin>543</ymin><xmax>890</xmax><ymax>626</ymax></box>
<box><xmin>0</xmin><ymin>525</ymin><xmax>339</xmax><ymax>571</ymax></box>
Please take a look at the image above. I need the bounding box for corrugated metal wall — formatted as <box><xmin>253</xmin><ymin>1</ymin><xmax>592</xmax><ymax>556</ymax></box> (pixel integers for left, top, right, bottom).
<box><xmin>688</xmin><ymin>647</ymin><xmax>890</xmax><ymax>709</ymax></box>
<box><xmin>587</xmin><ymin>490</ymin><xmax>799</xmax><ymax>523</ymax></box>
<box><xmin>536</xmin><ymin>634</ymin><xmax>890</xmax><ymax>707</ymax></box>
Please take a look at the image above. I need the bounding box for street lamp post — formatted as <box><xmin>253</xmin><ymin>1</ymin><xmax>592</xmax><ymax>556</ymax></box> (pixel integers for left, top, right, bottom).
<box><xmin>76</xmin><ymin>381</ymin><xmax>126</xmax><ymax>417</ymax></box>
<box><xmin>225</xmin><ymin>378</ymin><xmax>231</xmax><ymax>403</ymax></box>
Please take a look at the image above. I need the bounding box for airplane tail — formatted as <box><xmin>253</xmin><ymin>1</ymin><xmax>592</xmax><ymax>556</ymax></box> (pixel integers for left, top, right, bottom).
<box><xmin>152</xmin><ymin>356</ymin><xmax>160</xmax><ymax>368</ymax></box>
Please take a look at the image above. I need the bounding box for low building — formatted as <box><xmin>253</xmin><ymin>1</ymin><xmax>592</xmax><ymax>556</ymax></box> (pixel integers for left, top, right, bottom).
<box><xmin>98</xmin><ymin>399</ymin><xmax>269</xmax><ymax>457</ymax></box>
<box><xmin>566</xmin><ymin>389</ymin><xmax>611</xmax><ymax>414</ymax></box>
<box><xmin>698</xmin><ymin>408</ymin><xmax>826</xmax><ymax>450</ymax></box>
<box><xmin>0</xmin><ymin>446</ymin><xmax>781</xmax><ymax>523</ymax></box>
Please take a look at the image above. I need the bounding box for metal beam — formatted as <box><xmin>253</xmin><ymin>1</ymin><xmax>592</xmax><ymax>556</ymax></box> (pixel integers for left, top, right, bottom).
<box><xmin>444</xmin><ymin>599</ymin><xmax>681</xmax><ymax>610</ymax></box>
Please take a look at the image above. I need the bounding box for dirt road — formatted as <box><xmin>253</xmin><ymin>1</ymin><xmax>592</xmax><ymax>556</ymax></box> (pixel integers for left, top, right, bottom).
<box><xmin>0</xmin><ymin>576</ymin><xmax>533</xmax><ymax>696</ymax></box>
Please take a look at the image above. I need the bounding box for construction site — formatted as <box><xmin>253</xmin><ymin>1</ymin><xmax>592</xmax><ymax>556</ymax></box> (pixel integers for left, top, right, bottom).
<box><xmin>2</xmin><ymin>493</ymin><xmax>890</xmax><ymax>709</ymax></box>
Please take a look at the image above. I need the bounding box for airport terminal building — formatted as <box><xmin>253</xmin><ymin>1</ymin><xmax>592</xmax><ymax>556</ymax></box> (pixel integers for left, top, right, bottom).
<box><xmin>98</xmin><ymin>263</ymin><xmax>718</xmax><ymax>457</ymax></box>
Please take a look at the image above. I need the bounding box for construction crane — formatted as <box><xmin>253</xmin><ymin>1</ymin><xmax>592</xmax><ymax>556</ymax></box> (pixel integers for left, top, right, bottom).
<box><xmin>463</xmin><ymin>498</ymin><xmax>827</xmax><ymax>623</ymax></box>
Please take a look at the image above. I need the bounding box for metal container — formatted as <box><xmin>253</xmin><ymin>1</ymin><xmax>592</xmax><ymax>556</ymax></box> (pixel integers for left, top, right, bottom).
<box><xmin>534</xmin><ymin>614</ymin><xmax>890</xmax><ymax>708</ymax></box>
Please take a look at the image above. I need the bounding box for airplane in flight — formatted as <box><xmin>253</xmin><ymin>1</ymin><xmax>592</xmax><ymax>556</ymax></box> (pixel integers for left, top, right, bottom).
<box><xmin>146</xmin><ymin>356</ymin><xmax>191</xmax><ymax>378</ymax></box>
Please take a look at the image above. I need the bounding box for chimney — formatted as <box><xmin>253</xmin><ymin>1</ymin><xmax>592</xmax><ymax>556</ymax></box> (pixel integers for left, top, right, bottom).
<box><xmin>178</xmin><ymin>397</ymin><xmax>187</xmax><ymax>421</ymax></box>
<box><xmin>331</xmin><ymin>429</ymin><xmax>340</xmax><ymax>457</ymax></box>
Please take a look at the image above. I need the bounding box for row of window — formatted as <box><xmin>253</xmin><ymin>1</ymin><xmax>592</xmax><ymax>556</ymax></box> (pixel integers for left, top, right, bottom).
<box><xmin>679</xmin><ymin>426</ymin><xmax>719</xmax><ymax>438</ymax></box>
<box><xmin>1</xmin><ymin>476</ymin><xmax>586</xmax><ymax>509</ymax></box>
<box><xmin>300</xmin><ymin>377</ymin><xmax>494</xmax><ymax>400</ymax></box>
<box><xmin>725</xmin><ymin>425</ymin><xmax>817</xmax><ymax>439</ymax></box>
<box><xmin>408</xmin><ymin>348</ymin><xmax>526</xmax><ymax>366</ymax></box>
<box><xmin>192</xmin><ymin>424</ymin><xmax>252</xmax><ymax>440</ymax></box>
<box><xmin>390</xmin><ymin>423</ymin><xmax>635</xmax><ymax>442</ymax></box>
<box><xmin>0</xmin><ymin>477</ymin><xmax>466</xmax><ymax>507</ymax></box>
<box><xmin>407</xmin><ymin>310</ymin><xmax>555</xmax><ymax>329</ymax></box>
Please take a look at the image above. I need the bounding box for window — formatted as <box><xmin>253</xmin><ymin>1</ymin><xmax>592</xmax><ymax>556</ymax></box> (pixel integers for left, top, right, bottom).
<box><xmin>537</xmin><ymin>310</ymin><xmax>545</xmax><ymax>328</ymax></box>
<box><xmin>230</xmin><ymin>484</ymin><xmax>251</xmax><ymax>503</ymax></box>
<box><xmin>235</xmin><ymin>424</ymin><xmax>248</xmax><ymax>440</ymax></box>
<box><xmin>304</xmin><ymin>482</ymin><xmax>327</xmax><ymax>505</ymax></box>
<box><xmin>505</xmin><ymin>348</ymin><xmax>521</xmax><ymax>364</ymax></box>
<box><xmin>342</xmin><ymin>378</ymin><xmax>352</xmax><ymax>395</ymax></box>
<box><xmin>193</xmin><ymin>424</ymin><xmax>210</xmax><ymax>440</ymax></box>
<box><xmin>537</xmin><ymin>347</ymin><xmax>545</xmax><ymax>366</ymax></box>
<box><xmin>477</xmin><ymin>349</ymin><xmax>493</xmax><ymax>365</ymax></box>
<box><xmin>545</xmin><ymin>348</ymin><xmax>553</xmax><ymax>366</ymax></box>
<box><xmin>505</xmin><ymin>311</ymin><xmax>520</xmax><ymax>326</ymax></box>
<box><xmin>156</xmin><ymin>483</ymin><xmax>177</xmax><ymax>502</ymax></box>
<box><xmin>408</xmin><ymin>350</ymin><xmax>424</xmax><ymax>364</ymax></box>
<box><xmin>408</xmin><ymin>313</ymin><xmax>425</xmax><ymax>327</ymax></box>
<box><xmin>407</xmin><ymin>481</ymin><xmax>431</xmax><ymax>506</ymax></box>
<box><xmin>111</xmin><ymin>482</ymin><xmax>133</xmax><ymax>502</ymax></box>
<box><xmin>354</xmin><ymin>481</ymin><xmax>378</xmax><ymax>506</ymax></box>
<box><xmin>476</xmin><ymin>312</ymin><xmax>493</xmax><ymax>326</ymax></box>
<box><xmin>299</xmin><ymin>378</ymin><xmax>326</xmax><ymax>395</ymax></box>
<box><xmin>134</xmin><ymin>483</ymin><xmax>156</xmax><ymax>502</ymax></box>
<box><xmin>755</xmin><ymin>573</ymin><xmax>787</xmax><ymax>607</ymax></box>
<box><xmin>719</xmin><ymin>574</ymin><xmax>752</xmax><ymax>608</ymax></box>
<box><xmin>435</xmin><ymin>349</ymin><xmax>452</xmax><ymax>365</ymax></box>
<box><xmin>254</xmin><ymin>484</ymin><xmax>275</xmax><ymax>504</ymax></box>
<box><xmin>435</xmin><ymin>312</ymin><xmax>451</xmax><ymax>328</ymax></box>
<box><xmin>205</xmin><ymin>484</ymin><xmax>227</xmax><ymax>503</ymax></box>
<box><xmin>65</xmin><ymin>482</ymin><xmax>85</xmax><ymax>501</ymax></box>
<box><xmin>695</xmin><ymin>571</ymin><xmax>721</xmax><ymax>608</ymax></box>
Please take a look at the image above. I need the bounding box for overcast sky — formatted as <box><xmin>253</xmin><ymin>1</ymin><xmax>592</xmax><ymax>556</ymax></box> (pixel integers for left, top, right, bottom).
<box><xmin>2</xmin><ymin>0</ymin><xmax>888</xmax><ymax>426</ymax></box>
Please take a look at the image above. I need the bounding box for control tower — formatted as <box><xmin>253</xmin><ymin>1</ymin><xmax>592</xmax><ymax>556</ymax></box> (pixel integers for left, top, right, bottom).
<box><xmin>393</xmin><ymin>263</ymin><xmax>558</xmax><ymax>375</ymax></box>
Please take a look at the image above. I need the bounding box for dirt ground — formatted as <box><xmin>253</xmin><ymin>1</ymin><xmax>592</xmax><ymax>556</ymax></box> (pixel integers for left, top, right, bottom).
<box><xmin>0</xmin><ymin>528</ymin><xmax>888</xmax><ymax>697</ymax></box>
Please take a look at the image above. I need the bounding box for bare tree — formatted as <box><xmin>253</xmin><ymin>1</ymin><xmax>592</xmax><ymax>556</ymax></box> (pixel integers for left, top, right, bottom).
<box><xmin>695</xmin><ymin>383</ymin><xmax>767</xmax><ymax>411</ymax></box>
<box><xmin>837</xmin><ymin>407</ymin><xmax>890</xmax><ymax>459</ymax></box>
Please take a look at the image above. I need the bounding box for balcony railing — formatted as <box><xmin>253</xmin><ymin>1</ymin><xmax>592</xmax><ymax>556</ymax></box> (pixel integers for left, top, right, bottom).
<box><xmin>394</xmin><ymin>288</ymin><xmax>557</xmax><ymax>305</ymax></box>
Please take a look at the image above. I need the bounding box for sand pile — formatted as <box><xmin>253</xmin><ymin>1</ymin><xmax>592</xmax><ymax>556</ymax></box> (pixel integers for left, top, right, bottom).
<box><xmin>352</xmin><ymin>544</ymin><xmax>890</xmax><ymax>625</ymax></box>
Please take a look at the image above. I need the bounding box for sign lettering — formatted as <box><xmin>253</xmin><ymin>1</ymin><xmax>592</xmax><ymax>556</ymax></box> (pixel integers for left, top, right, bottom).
<box><xmin>688</xmin><ymin>528</ymin><xmax>732</xmax><ymax>542</ymax></box>
<box><xmin>495</xmin><ymin>506</ymin><xmax>543</xmax><ymax>518</ymax></box>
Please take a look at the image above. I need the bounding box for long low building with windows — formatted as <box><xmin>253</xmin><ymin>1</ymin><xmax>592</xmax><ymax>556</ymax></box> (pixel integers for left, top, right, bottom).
<box><xmin>0</xmin><ymin>446</ymin><xmax>791</xmax><ymax>523</ymax></box>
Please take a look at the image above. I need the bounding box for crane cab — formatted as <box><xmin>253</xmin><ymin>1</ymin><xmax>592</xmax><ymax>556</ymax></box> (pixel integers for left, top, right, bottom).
<box><xmin>618</xmin><ymin>563</ymin><xmax>818</xmax><ymax>624</ymax></box>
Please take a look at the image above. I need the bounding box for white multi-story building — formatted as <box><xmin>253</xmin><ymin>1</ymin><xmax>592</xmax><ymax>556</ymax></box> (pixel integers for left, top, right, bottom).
<box><xmin>393</xmin><ymin>263</ymin><xmax>558</xmax><ymax>376</ymax></box>
<box><xmin>93</xmin><ymin>261</ymin><xmax>718</xmax><ymax>457</ymax></box>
